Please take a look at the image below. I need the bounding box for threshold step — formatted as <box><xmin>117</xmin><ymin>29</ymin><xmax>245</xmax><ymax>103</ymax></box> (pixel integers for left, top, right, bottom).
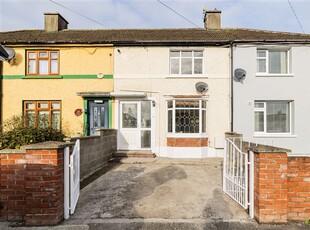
<box><xmin>113</xmin><ymin>150</ymin><xmax>156</xmax><ymax>158</ymax></box>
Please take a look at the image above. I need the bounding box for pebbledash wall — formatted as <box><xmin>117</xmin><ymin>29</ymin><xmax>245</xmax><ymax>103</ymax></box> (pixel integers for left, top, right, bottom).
<box><xmin>247</xmin><ymin>145</ymin><xmax>310</xmax><ymax>223</ymax></box>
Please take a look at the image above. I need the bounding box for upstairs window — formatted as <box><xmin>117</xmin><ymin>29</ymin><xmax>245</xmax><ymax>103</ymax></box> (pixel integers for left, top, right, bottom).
<box><xmin>27</xmin><ymin>50</ymin><xmax>59</xmax><ymax>75</ymax></box>
<box><xmin>167</xmin><ymin>99</ymin><xmax>206</xmax><ymax>134</ymax></box>
<box><xmin>257</xmin><ymin>50</ymin><xmax>288</xmax><ymax>74</ymax></box>
<box><xmin>24</xmin><ymin>101</ymin><xmax>61</xmax><ymax>130</ymax></box>
<box><xmin>170</xmin><ymin>50</ymin><xmax>203</xmax><ymax>75</ymax></box>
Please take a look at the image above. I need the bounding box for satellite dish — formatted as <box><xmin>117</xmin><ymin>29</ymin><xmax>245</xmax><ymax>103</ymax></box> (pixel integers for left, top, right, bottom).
<box><xmin>195</xmin><ymin>82</ymin><xmax>208</xmax><ymax>94</ymax></box>
<box><xmin>0</xmin><ymin>45</ymin><xmax>15</xmax><ymax>62</ymax></box>
<box><xmin>234</xmin><ymin>68</ymin><xmax>246</xmax><ymax>82</ymax></box>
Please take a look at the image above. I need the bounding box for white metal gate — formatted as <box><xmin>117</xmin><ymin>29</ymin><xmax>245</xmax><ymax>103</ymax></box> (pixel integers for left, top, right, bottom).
<box><xmin>223</xmin><ymin>137</ymin><xmax>254</xmax><ymax>218</ymax></box>
<box><xmin>64</xmin><ymin>139</ymin><xmax>80</xmax><ymax>219</ymax></box>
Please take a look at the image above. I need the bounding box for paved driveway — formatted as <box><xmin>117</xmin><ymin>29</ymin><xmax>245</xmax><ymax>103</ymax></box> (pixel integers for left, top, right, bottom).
<box><xmin>65</xmin><ymin>158</ymin><xmax>250</xmax><ymax>224</ymax></box>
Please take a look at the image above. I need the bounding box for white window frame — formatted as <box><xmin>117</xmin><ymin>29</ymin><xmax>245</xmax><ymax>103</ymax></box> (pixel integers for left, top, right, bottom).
<box><xmin>169</xmin><ymin>50</ymin><xmax>204</xmax><ymax>76</ymax></box>
<box><xmin>256</xmin><ymin>49</ymin><xmax>292</xmax><ymax>77</ymax></box>
<box><xmin>167</xmin><ymin>98</ymin><xmax>207</xmax><ymax>137</ymax></box>
<box><xmin>254</xmin><ymin>101</ymin><xmax>292</xmax><ymax>136</ymax></box>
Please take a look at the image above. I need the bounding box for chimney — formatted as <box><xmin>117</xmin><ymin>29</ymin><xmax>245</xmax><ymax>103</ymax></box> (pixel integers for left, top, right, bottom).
<box><xmin>44</xmin><ymin>12</ymin><xmax>69</xmax><ymax>32</ymax></box>
<box><xmin>203</xmin><ymin>10</ymin><xmax>221</xmax><ymax>30</ymax></box>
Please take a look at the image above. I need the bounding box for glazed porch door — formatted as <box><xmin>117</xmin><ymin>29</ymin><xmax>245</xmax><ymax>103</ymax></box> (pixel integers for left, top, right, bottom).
<box><xmin>119</xmin><ymin>101</ymin><xmax>151</xmax><ymax>150</ymax></box>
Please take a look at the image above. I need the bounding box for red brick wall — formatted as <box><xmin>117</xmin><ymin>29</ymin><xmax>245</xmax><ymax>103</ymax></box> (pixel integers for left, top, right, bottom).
<box><xmin>0</xmin><ymin>153</ymin><xmax>26</xmax><ymax>221</ymax></box>
<box><xmin>0</xmin><ymin>143</ymin><xmax>68</xmax><ymax>226</ymax></box>
<box><xmin>253</xmin><ymin>152</ymin><xmax>288</xmax><ymax>223</ymax></box>
<box><xmin>167</xmin><ymin>138</ymin><xmax>208</xmax><ymax>147</ymax></box>
<box><xmin>287</xmin><ymin>157</ymin><xmax>310</xmax><ymax>221</ymax></box>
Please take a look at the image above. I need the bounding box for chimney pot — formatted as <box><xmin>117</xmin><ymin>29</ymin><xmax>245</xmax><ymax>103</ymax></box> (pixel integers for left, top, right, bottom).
<box><xmin>44</xmin><ymin>12</ymin><xmax>69</xmax><ymax>32</ymax></box>
<box><xmin>204</xmin><ymin>10</ymin><xmax>221</xmax><ymax>30</ymax></box>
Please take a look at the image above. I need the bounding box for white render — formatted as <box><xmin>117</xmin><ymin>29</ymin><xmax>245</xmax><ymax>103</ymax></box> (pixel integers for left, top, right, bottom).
<box><xmin>113</xmin><ymin>46</ymin><xmax>230</xmax><ymax>158</ymax></box>
<box><xmin>233</xmin><ymin>45</ymin><xmax>310</xmax><ymax>154</ymax></box>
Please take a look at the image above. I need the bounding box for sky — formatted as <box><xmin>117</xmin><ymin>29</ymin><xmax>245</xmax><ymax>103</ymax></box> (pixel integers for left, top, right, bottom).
<box><xmin>0</xmin><ymin>0</ymin><xmax>310</xmax><ymax>33</ymax></box>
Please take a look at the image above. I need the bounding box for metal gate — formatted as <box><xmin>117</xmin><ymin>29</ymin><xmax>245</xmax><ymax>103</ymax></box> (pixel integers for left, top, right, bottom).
<box><xmin>64</xmin><ymin>139</ymin><xmax>80</xmax><ymax>219</ymax></box>
<box><xmin>223</xmin><ymin>137</ymin><xmax>254</xmax><ymax>218</ymax></box>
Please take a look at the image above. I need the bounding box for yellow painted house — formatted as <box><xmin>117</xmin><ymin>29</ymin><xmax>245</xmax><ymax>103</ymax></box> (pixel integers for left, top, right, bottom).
<box><xmin>1</xmin><ymin>13</ymin><xmax>114</xmax><ymax>136</ymax></box>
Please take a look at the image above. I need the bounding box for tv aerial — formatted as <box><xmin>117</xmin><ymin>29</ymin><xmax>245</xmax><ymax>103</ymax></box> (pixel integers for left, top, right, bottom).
<box><xmin>234</xmin><ymin>68</ymin><xmax>246</xmax><ymax>82</ymax></box>
<box><xmin>0</xmin><ymin>45</ymin><xmax>15</xmax><ymax>62</ymax></box>
<box><xmin>195</xmin><ymin>82</ymin><xmax>208</xmax><ymax>94</ymax></box>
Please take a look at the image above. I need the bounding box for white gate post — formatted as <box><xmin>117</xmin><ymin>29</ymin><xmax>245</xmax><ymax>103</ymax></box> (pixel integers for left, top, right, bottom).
<box><xmin>64</xmin><ymin>146</ymin><xmax>70</xmax><ymax>219</ymax></box>
<box><xmin>249</xmin><ymin>150</ymin><xmax>254</xmax><ymax>219</ymax></box>
<box><xmin>223</xmin><ymin>138</ymin><xmax>227</xmax><ymax>193</ymax></box>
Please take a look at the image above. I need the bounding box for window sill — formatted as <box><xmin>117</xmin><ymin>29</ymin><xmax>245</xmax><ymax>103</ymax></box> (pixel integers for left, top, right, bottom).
<box><xmin>167</xmin><ymin>133</ymin><xmax>208</xmax><ymax>138</ymax></box>
<box><xmin>22</xmin><ymin>76</ymin><xmax>63</xmax><ymax>79</ymax></box>
<box><xmin>256</xmin><ymin>74</ymin><xmax>294</xmax><ymax>77</ymax></box>
<box><xmin>253</xmin><ymin>134</ymin><xmax>297</xmax><ymax>138</ymax></box>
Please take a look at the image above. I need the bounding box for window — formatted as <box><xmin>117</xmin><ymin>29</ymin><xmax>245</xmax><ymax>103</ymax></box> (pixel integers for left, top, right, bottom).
<box><xmin>170</xmin><ymin>50</ymin><xmax>203</xmax><ymax>75</ymax></box>
<box><xmin>24</xmin><ymin>101</ymin><xmax>61</xmax><ymax>130</ymax></box>
<box><xmin>167</xmin><ymin>99</ymin><xmax>206</xmax><ymax>134</ymax></box>
<box><xmin>254</xmin><ymin>101</ymin><xmax>291</xmax><ymax>134</ymax></box>
<box><xmin>257</xmin><ymin>50</ymin><xmax>288</xmax><ymax>74</ymax></box>
<box><xmin>27</xmin><ymin>50</ymin><xmax>59</xmax><ymax>75</ymax></box>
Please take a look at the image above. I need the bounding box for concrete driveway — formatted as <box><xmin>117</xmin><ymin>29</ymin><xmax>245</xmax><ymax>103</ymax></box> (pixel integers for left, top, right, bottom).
<box><xmin>64</xmin><ymin>158</ymin><xmax>250</xmax><ymax>224</ymax></box>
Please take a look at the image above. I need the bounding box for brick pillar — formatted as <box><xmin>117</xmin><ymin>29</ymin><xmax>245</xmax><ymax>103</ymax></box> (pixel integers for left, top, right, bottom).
<box><xmin>0</xmin><ymin>150</ymin><xmax>26</xmax><ymax>222</ymax></box>
<box><xmin>24</xmin><ymin>143</ymin><xmax>67</xmax><ymax>226</ymax></box>
<box><xmin>254</xmin><ymin>152</ymin><xmax>288</xmax><ymax>223</ymax></box>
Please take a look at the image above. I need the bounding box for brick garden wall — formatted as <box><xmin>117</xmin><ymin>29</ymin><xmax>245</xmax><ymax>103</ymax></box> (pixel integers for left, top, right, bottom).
<box><xmin>0</xmin><ymin>142</ymin><xmax>72</xmax><ymax>226</ymax></box>
<box><xmin>250</xmin><ymin>146</ymin><xmax>310</xmax><ymax>223</ymax></box>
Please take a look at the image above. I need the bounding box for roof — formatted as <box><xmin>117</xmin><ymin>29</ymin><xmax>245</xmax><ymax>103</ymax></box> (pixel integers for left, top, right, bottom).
<box><xmin>1</xmin><ymin>28</ymin><xmax>310</xmax><ymax>45</ymax></box>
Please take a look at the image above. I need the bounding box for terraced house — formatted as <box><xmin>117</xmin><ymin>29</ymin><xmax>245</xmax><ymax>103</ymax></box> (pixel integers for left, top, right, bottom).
<box><xmin>1</xmin><ymin>11</ymin><xmax>310</xmax><ymax>157</ymax></box>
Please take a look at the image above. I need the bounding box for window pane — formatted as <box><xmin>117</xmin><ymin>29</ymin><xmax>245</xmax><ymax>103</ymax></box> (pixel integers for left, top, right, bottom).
<box><xmin>266</xmin><ymin>102</ymin><xmax>290</xmax><ymax>133</ymax></box>
<box><xmin>255</xmin><ymin>111</ymin><xmax>264</xmax><ymax>132</ymax></box>
<box><xmin>257</xmin><ymin>59</ymin><xmax>266</xmax><ymax>73</ymax></box>
<box><xmin>28</xmin><ymin>60</ymin><xmax>36</xmax><ymax>74</ymax></box>
<box><xmin>38</xmin><ymin>60</ymin><xmax>48</xmax><ymax>74</ymax></box>
<box><xmin>269</xmin><ymin>51</ymin><xmax>287</xmax><ymax>74</ymax></box>
<box><xmin>26</xmin><ymin>103</ymin><xmax>35</xmax><ymax>109</ymax></box>
<box><xmin>167</xmin><ymin>101</ymin><xmax>173</xmax><ymax>108</ymax></box>
<box><xmin>194</xmin><ymin>59</ymin><xmax>202</xmax><ymax>74</ymax></box>
<box><xmin>202</xmin><ymin>101</ymin><xmax>206</xmax><ymax>108</ymax></box>
<box><xmin>181</xmin><ymin>58</ymin><xmax>192</xmax><ymax>74</ymax></box>
<box><xmin>38</xmin><ymin>103</ymin><xmax>48</xmax><ymax>109</ymax></box>
<box><xmin>257</xmin><ymin>50</ymin><xmax>266</xmax><ymax>57</ymax></box>
<box><xmin>141</xmin><ymin>101</ymin><xmax>151</xmax><ymax>128</ymax></box>
<box><xmin>50</xmin><ymin>52</ymin><xmax>58</xmax><ymax>59</ymax></box>
<box><xmin>52</xmin><ymin>103</ymin><xmax>60</xmax><ymax>109</ymax></box>
<box><xmin>181</xmin><ymin>51</ymin><xmax>192</xmax><ymax>57</ymax></box>
<box><xmin>38</xmin><ymin>111</ymin><xmax>49</xmax><ymax>128</ymax></box>
<box><xmin>175</xmin><ymin>109</ymin><xmax>199</xmax><ymax>133</ymax></box>
<box><xmin>171</xmin><ymin>59</ymin><xmax>179</xmax><ymax>74</ymax></box>
<box><xmin>255</xmin><ymin>102</ymin><xmax>264</xmax><ymax>108</ymax></box>
<box><xmin>52</xmin><ymin>111</ymin><xmax>61</xmax><ymax>130</ymax></box>
<box><xmin>202</xmin><ymin>110</ymin><xmax>206</xmax><ymax>133</ymax></box>
<box><xmin>194</xmin><ymin>51</ymin><xmax>203</xmax><ymax>57</ymax></box>
<box><xmin>141</xmin><ymin>130</ymin><xmax>151</xmax><ymax>148</ymax></box>
<box><xmin>28</xmin><ymin>52</ymin><xmax>36</xmax><ymax>59</ymax></box>
<box><xmin>39</xmin><ymin>52</ymin><xmax>48</xmax><ymax>58</ymax></box>
<box><xmin>176</xmin><ymin>100</ymin><xmax>199</xmax><ymax>108</ymax></box>
<box><xmin>26</xmin><ymin>111</ymin><xmax>35</xmax><ymax>127</ymax></box>
<box><xmin>170</xmin><ymin>51</ymin><xmax>180</xmax><ymax>57</ymax></box>
<box><xmin>50</xmin><ymin>60</ymin><xmax>58</xmax><ymax>74</ymax></box>
<box><xmin>100</xmin><ymin>107</ymin><xmax>105</xmax><ymax>128</ymax></box>
<box><xmin>168</xmin><ymin>110</ymin><xmax>172</xmax><ymax>132</ymax></box>
<box><xmin>122</xmin><ymin>103</ymin><xmax>137</xmax><ymax>128</ymax></box>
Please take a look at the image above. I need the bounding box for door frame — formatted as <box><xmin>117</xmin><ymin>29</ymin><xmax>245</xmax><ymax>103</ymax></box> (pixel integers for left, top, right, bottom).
<box><xmin>115</xmin><ymin>97</ymin><xmax>155</xmax><ymax>152</ymax></box>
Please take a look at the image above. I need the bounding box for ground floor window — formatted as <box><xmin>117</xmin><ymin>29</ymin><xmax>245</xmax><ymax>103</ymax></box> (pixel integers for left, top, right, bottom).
<box><xmin>254</xmin><ymin>101</ymin><xmax>291</xmax><ymax>134</ymax></box>
<box><xmin>167</xmin><ymin>99</ymin><xmax>206</xmax><ymax>134</ymax></box>
<box><xmin>24</xmin><ymin>101</ymin><xmax>61</xmax><ymax>130</ymax></box>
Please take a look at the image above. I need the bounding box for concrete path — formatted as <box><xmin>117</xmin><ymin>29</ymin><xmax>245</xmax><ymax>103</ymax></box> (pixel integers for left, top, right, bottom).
<box><xmin>1</xmin><ymin>158</ymin><xmax>309</xmax><ymax>229</ymax></box>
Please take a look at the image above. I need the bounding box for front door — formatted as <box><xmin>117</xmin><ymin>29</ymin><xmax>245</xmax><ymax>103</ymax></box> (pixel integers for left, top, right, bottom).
<box><xmin>89</xmin><ymin>101</ymin><xmax>108</xmax><ymax>135</ymax></box>
<box><xmin>119</xmin><ymin>101</ymin><xmax>152</xmax><ymax>150</ymax></box>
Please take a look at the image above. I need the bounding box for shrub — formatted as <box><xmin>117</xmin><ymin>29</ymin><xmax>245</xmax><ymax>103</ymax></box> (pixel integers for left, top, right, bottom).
<box><xmin>0</xmin><ymin>115</ymin><xmax>66</xmax><ymax>150</ymax></box>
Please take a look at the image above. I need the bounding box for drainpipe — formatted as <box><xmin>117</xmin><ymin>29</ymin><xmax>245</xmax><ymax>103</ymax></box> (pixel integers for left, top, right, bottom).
<box><xmin>230</xmin><ymin>41</ymin><xmax>234</xmax><ymax>132</ymax></box>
